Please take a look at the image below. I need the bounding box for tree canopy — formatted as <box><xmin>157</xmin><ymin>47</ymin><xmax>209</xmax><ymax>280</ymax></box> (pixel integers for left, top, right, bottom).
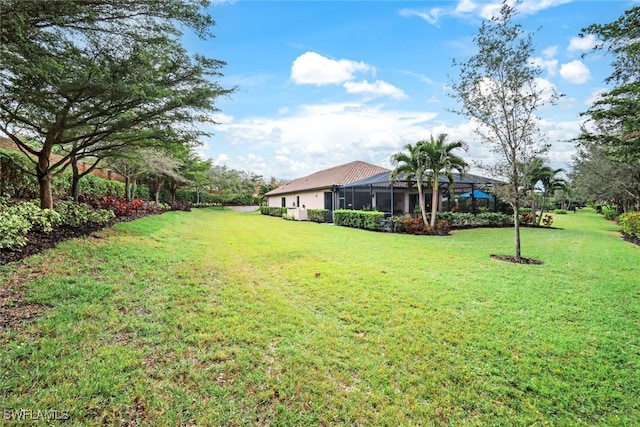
<box><xmin>0</xmin><ymin>0</ymin><xmax>233</xmax><ymax>208</ymax></box>
<box><xmin>450</xmin><ymin>0</ymin><xmax>560</xmax><ymax>261</ymax></box>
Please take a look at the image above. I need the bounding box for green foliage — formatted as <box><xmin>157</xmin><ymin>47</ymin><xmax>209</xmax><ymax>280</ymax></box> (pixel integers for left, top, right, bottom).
<box><xmin>54</xmin><ymin>201</ymin><xmax>115</xmax><ymax>227</ymax></box>
<box><xmin>0</xmin><ymin>147</ymin><xmax>38</xmax><ymax>198</ymax></box>
<box><xmin>333</xmin><ymin>209</ymin><xmax>385</xmax><ymax>231</ymax></box>
<box><xmin>260</xmin><ymin>206</ymin><xmax>285</xmax><ymax>217</ymax></box>
<box><xmin>618</xmin><ymin>211</ymin><xmax>640</xmax><ymax>238</ymax></box>
<box><xmin>554</xmin><ymin>209</ymin><xmax>568</xmax><ymax>214</ymax></box>
<box><xmin>602</xmin><ymin>205</ymin><xmax>620</xmax><ymax>220</ymax></box>
<box><xmin>78</xmin><ymin>173</ymin><xmax>124</xmax><ymax>198</ymax></box>
<box><xmin>0</xmin><ymin>210</ymin><xmax>31</xmax><ymax>249</ymax></box>
<box><xmin>436</xmin><ymin>211</ymin><xmax>512</xmax><ymax>227</ymax></box>
<box><xmin>0</xmin><ymin>198</ymin><xmax>63</xmax><ymax>248</ymax></box>
<box><xmin>307</xmin><ymin>209</ymin><xmax>330</xmax><ymax>223</ymax></box>
<box><xmin>389</xmin><ymin>214</ymin><xmax>451</xmax><ymax>235</ymax></box>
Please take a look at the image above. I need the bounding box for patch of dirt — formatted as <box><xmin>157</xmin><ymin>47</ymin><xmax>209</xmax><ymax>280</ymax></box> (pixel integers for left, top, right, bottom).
<box><xmin>490</xmin><ymin>254</ymin><xmax>544</xmax><ymax>265</ymax></box>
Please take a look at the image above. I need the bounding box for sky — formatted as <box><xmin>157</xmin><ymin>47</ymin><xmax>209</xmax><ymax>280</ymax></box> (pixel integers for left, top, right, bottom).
<box><xmin>184</xmin><ymin>0</ymin><xmax>637</xmax><ymax>180</ymax></box>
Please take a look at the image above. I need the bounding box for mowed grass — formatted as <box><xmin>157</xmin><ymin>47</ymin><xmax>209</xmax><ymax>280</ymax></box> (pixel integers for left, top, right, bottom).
<box><xmin>1</xmin><ymin>208</ymin><xmax>639</xmax><ymax>425</ymax></box>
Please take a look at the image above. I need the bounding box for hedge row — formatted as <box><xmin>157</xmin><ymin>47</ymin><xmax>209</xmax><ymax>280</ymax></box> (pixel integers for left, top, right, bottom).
<box><xmin>333</xmin><ymin>209</ymin><xmax>385</xmax><ymax>231</ymax></box>
<box><xmin>435</xmin><ymin>211</ymin><xmax>513</xmax><ymax>227</ymax></box>
<box><xmin>307</xmin><ymin>209</ymin><xmax>330</xmax><ymax>223</ymax></box>
<box><xmin>619</xmin><ymin>211</ymin><xmax>640</xmax><ymax>238</ymax></box>
<box><xmin>260</xmin><ymin>206</ymin><xmax>285</xmax><ymax>217</ymax></box>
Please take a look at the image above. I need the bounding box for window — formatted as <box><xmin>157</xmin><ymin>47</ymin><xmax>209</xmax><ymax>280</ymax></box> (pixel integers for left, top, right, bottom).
<box><xmin>281</xmin><ymin>197</ymin><xmax>286</xmax><ymax>208</ymax></box>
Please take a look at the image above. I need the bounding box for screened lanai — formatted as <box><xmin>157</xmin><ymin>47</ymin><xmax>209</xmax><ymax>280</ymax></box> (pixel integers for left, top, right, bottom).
<box><xmin>337</xmin><ymin>171</ymin><xmax>504</xmax><ymax>216</ymax></box>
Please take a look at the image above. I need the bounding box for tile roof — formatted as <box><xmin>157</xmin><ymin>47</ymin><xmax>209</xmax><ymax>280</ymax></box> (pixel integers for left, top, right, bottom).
<box><xmin>266</xmin><ymin>161</ymin><xmax>390</xmax><ymax>196</ymax></box>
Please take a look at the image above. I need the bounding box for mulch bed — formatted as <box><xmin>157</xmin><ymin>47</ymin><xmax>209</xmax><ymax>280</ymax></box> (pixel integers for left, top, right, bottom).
<box><xmin>490</xmin><ymin>254</ymin><xmax>544</xmax><ymax>265</ymax></box>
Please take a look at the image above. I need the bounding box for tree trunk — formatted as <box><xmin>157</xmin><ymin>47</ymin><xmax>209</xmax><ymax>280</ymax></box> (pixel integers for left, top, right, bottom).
<box><xmin>124</xmin><ymin>175</ymin><xmax>131</xmax><ymax>202</ymax></box>
<box><xmin>513</xmin><ymin>203</ymin><xmax>521</xmax><ymax>261</ymax></box>
<box><xmin>417</xmin><ymin>180</ymin><xmax>428</xmax><ymax>226</ymax></box>
<box><xmin>37</xmin><ymin>151</ymin><xmax>53</xmax><ymax>209</ymax></box>
<box><xmin>71</xmin><ymin>157</ymin><xmax>80</xmax><ymax>203</ymax></box>
<box><xmin>430</xmin><ymin>177</ymin><xmax>438</xmax><ymax>228</ymax></box>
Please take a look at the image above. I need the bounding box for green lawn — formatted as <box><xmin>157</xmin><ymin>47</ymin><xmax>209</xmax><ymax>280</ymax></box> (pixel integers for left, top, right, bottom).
<box><xmin>1</xmin><ymin>208</ymin><xmax>639</xmax><ymax>425</ymax></box>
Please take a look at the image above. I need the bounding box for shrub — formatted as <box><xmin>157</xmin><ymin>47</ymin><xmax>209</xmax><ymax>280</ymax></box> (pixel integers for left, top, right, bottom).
<box><xmin>602</xmin><ymin>205</ymin><xmax>619</xmax><ymax>220</ymax></box>
<box><xmin>389</xmin><ymin>215</ymin><xmax>450</xmax><ymax>235</ymax></box>
<box><xmin>619</xmin><ymin>211</ymin><xmax>640</xmax><ymax>238</ymax></box>
<box><xmin>333</xmin><ymin>210</ymin><xmax>384</xmax><ymax>231</ymax></box>
<box><xmin>260</xmin><ymin>206</ymin><xmax>285</xmax><ymax>217</ymax></box>
<box><xmin>55</xmin><ymin>201</ymin><xmax>114</xmax><ymax>226</ymax></box>
<box><xmin>476</xmin><ymin>212</ymin><xmax>513</xmax><ymax>226</ymax></box>
<box><xmin>307</xmin><ymin>209</ymin><xmax>330</xmax><ymax>223</ymax></box>
<box><xmin>554</xmin><ymin>209</ymin><xmax>568</xmax><ymax>214</ymax></box>
<box><xmin>82</xmin><ymin>195</ymin><xmax>167</xmax><ymax>218</ymax></box>
<box><xmin>435</xmin><ymin>211</ymin><xmax>512</xmax><ymax>227</ymax></box>
<box><xmin>542</xmin><ymin>214</ymin><xmax>554</xmax><ymax>227</ymax></box>
<box><xmin>0</xmin><ymin>210</ymin><xmax>31</xmax><ymax>249</ymax></box>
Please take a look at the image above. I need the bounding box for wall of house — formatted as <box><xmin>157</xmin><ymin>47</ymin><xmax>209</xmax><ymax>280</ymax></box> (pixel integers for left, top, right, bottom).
<box><xmin>268</xmin><ymin>190</ymin><xmax>329</xmax><ymax>210</ymax></box>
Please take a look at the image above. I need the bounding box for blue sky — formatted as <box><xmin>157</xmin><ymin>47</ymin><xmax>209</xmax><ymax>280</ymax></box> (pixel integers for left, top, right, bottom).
<box><xmin>187</xmin><ymin>0</ymin><xmax>636</xmax><ymax>180</ymax></box>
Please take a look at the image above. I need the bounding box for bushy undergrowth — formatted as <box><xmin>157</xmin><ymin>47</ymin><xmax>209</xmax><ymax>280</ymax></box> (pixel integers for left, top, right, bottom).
<box><xmin>618</xmin><ymin>211</ymin><xmax>640</xmax><ymax>238</ymax></box>
<box><xmin>80</xmin><ymin>195</ymin><xmax>168</xmax><ymax>218</ymax></box>
<box><xmin>390</xmin><ymin>215</ymin><xmax>450</xmax><ymax>235</ymax></box>
<box><xmin>0</xmin><ymin>197</ymin><xmax>114</xmax><ymax>249</ymax></box>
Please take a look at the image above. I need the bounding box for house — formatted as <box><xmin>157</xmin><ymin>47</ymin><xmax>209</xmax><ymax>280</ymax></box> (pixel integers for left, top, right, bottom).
<box><xmin>265</xmin><ymin>161</ymin><xmax>390</xmax><ymax>216</ymax></box>
<box><xmin>266</xmin><ymin>160</ymin><xmax>504</xmax><ymax>220</ymax></box>
<box><xmin>339</xmin><ymin>170</ymin><xmax>504</xmax><ymax>215</ymax></box>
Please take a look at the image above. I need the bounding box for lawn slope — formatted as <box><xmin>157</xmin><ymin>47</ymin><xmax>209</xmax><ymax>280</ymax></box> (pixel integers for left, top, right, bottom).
<box><xmin>1</xmin><ymin>208</ymin><xmax>638</xmax><ymax>425</ymax></box>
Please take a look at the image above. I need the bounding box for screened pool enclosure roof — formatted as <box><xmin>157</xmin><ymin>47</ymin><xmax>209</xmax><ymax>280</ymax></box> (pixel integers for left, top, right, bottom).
<box><xmin>339</xmin><ymin>171</ymin><xmax>504</xmax><ymax>190</ymax></box>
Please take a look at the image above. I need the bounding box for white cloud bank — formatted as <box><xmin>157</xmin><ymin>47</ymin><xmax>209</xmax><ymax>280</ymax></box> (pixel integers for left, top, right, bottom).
<box><xmin>290</xmin><ymin>51</ymin><xmax>406</xmax><ymax>100</ymax></box>
<box><xmin>560</xmin><ymin>60</ymin><xmax>591</xmax><ymax>84</ymax></box>
<box><xmin>290</xmin><ymin>51</ymin><xmax>372</xmax><ymax>85</ymax></box>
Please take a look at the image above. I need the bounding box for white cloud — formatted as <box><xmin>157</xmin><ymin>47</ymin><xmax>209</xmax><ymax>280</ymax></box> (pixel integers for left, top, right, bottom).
<box><xmin>530</xmin><ymin>56</ymin><xmax>558</xmax><ymax>76</ymax></box>
<box><xmin>290</xmin><ymin>51</ymin><xmax>372</xmax><ymax>86</ymax></box>
<box><xmin>343</xmin><ymin>80</ymin><xmax>407</xmax><ymax>99</ymax></box>
<box><xmin>399</xmin><ymin>8</ymin><xmax>442</xmax><ymax>26</ymax></box>
<box><xmin>401</xmin><ymin>0</ymin><xmax>573</xmax><ymax>25</ymax></box>
<box><xmin>559</xmin><ymin>60</ymin><xmax>591</xmax><ymax>84</ymax></box>
<box><xmin>542</xmin><ymin>45</ymin><xmax>558</xmax><ymax>58</ymax></box>
<box><xmin>567</xmin><ymin>34</ymin><xmax>598</xmax><ymax>52</ymax></box>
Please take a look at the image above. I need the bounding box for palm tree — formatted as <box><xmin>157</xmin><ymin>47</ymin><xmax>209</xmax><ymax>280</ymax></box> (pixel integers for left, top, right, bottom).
<box><xmin>525</xmin><ymin>158</ymin><xmax>566</xmax><ymax>225</ymax></box>
<box><xmin>537</xmin><ymin>167</ymin><xmax>567</xmax><ymax>225</ymax></box>
<box><xmin>391</xmin><ymin>134</ymin><xmax>468</xmax><ymax>227</ymax></box>
<box><xmin>421</xmin><ymin>134</ymin><xmax>468</xmax><ymax>227</ymax></box>
<box><xmin>391</xmin><ymin>141</ymin><xmax>430</xmax><ymax>226</ymax></box>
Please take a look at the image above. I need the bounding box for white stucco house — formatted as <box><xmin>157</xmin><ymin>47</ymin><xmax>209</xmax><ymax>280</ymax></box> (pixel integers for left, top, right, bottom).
<box><xmin>265</xmin><ymin>161</ymin><xmax>390</xmax><ymax>216</ymax></box>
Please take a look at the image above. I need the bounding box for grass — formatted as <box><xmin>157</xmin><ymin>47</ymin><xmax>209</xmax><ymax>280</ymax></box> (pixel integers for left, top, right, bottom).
<box><xmin>1</xmin><ymin>207</ymin><xmax>639</xmax><ymax>425</ymax></box>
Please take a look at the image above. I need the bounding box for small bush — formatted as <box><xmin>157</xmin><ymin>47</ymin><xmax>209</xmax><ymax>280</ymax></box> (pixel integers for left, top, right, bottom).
<box><xmin>602</xmin><ymin>205</ymin><xmax>619</xmax><ymax>221</ymax></box>
<box><xmin>260</xmin><ymin>206</ymin><xmax>285</xmax><ymax>217</ymax></box>
<box><xmin>333</xmin><ymin>210</ymin><xmax>384</xmax><ymax>231</ymax></box>
<box><xmin>0</xmin><ymin>210</ymin><xmax>31</xmax><ymax>249</ymax></box>
<box><xmin>55</xmin><ymin>201</ymin><xmax>115</xmax><ymax>227</ymax></box>
<box><xmin>307</xmin><ymin>209</ymin><xmax>330</xmax><ymax>223</ymax></box>
<box><xmin>542</xmin><ymin>214</ymin><xmax>554</xmax><ymax>227</ymax></box>
<box><xmin>618</xmin><ymin>211</ymin><xmax>640</xmax><ymax>238</ymax></box>
<box><xmin>554</xmin><ymin>209</ymin><xmax>568</xmax><ymax>214</ymax></box>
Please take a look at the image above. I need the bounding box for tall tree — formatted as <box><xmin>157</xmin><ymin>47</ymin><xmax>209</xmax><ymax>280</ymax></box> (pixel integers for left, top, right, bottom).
<box><xmin>0</xmin><ymin>0</ymin><xmax>233</xmax><ymax>208</ymax></box>
<box><xmin>578</xmin><ymin>6</ymin><xmax>640</xmax><ymax>186</ymax></box>
<box><xmin>420</xmin><ymin>134</ymin><xmax>468</xmax><ymax>227</ymax></box>
<box><xmin>390</xmin><ymin>142</ymin><xmax>430</xmax><ymax>226</ymax></box>
<box><xmin>450</xmin><ymin>0</ymin><xmax>560</xmax><ymax>261</ymax></box>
